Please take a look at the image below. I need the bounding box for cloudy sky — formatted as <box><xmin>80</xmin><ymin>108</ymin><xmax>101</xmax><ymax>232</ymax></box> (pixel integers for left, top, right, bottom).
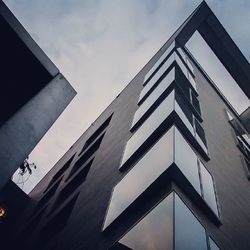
<box><xmin>4</xmin><ymin>0</ymin><xmax>249</xmax><ymax>193</ymax></box>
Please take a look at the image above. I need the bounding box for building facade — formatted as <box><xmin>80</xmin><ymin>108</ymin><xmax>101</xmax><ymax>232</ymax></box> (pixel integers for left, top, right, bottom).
<box><xmin>0</xmin><ymin>0</ymin><xmax>76</xmax><ymax>190</ymax></box>
<box><xmin>0</xmin><ymin>0</ymin><xmax>76</xmax><ymax>246</ymax></box>
<box><xmin>10</xmin><ymin>2</ymin><xmax>250</xmax><ymax>250</ymax></box>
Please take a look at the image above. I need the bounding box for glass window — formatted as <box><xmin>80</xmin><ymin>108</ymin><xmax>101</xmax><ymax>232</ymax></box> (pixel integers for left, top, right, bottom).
<box><xmin>132</xmin><ymin>68</ymin><xmax>175</xmax><ymax>129</ymax></box>
<box><xmin>38</xmin><ymin>176</ymin><xmax>63</xmax><ymax>210</ymax></box>
<box><xmin>144</xmin><ymin>42</ymin><xmax>175</xmax><ymax>84</ymax></box>
<box><xmin>174</xmin><ymin>100</ymin><xmax>195</xmax><ymax>136</ymax></box>
<box><xmin>209</xmin><ymin>237</ymin><xmax>220</xmax><ymax>250</ymax></box>
<box><xmin>174</xmin><ymin>128</ymin><xmax>201</xmax><ymax>194</ymax></box>
<box><xmin>194</xmin><ymin>119</ymin><xmax>207</xmax><ymax>149</ymax></box>
<box><xmin>242</xmin><ymin>134</ymin><xmax>250</xmax><ymax>146</ymax></box>
<box><xmin>81</xmin><ymin>114</ymin><xmax>112</xmax><ymax>152</ymax></box>
<box><xmin>52</xmin><ymin>160</ymin><xmax>92</xmax><ymax>212</ymax></box>
<box><xmin>44</xmin><ymin>154</ymin><xmax>75</xmax><ymax>193</ymax></box>
<box><xmin>104</xmin><ymin>128</ymin><xmax>174</xmax><ymax>229</ymax></box>
<box><xmin>175</xmin><ymin>91</ymin><xmax>193</xmax><ymax>125</ymax></box>
<box><xmin>112</xmin><ymin>193</ymin><xmax>174</xmax><ymax>250</ymax></box>
<box><xmin>67</xmin><ymin>157</ymin><xmax>94</xmax><ymax>181</ymax></box>
<box><xmin>176</xmin><ymin>49</ymin><xmax>196</xmax><ymax>90</ymax></box>
<box><xmin>177</xmin><ymin>47</ymin><xmax>194</xmax><ymax>74</ymax></box>
<box><xmin>79</xmin><ymin>132</ymin><xmax>105</xmax><ymax>157</ymax></box>
<box><xmin>120</xmin><ymin>91</ymin><xmax>175</xmax><ymax>167</ymax></box>
<box><xmin>40</xmin><ymin>194</ymin><xmax>79</xmax><ymax>245</ymax></box>
<box><xmin>199</xmin><ymin>161</ymin><xmax>218</xmax><ymax>216</ymax></box>
<box><xmin>110</xmin><ymin>192</ymin><xmax>211</xmax><ymax>250</ymax></box>
<box><xmin>141</xmin><ymin>50</ymin><xmax>196</xmax><ymax>105</ymax></box>
<box><xmin>175</xmin><ymin>66</ymin><xmax>192</xmax><ymax>102</ymax></box>
<box><xmin>174</xmin><ymin>194</ymin><xmax>207</xmax><ymax>250</ymax></box>
<box><xmin>191</xmin><ymin>91</ymin><xmax>201</xmax><ymax>115</ymax></box>
<box><xmin>23</xmin><ymin>206</ymin><xmax>47</xmax><ymax>235</ymax></box>
<box><xmin>140</xmin><ymin>53</ymin><xmax>175</xmax><ymax>103</ymax></box>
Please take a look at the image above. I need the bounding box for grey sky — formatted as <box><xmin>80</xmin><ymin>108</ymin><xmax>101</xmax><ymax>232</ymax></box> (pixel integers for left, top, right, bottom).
<box><xmin>4</xmin><ymin>0</ymin><xmax>249</xmax><ymax>193</ymax></box>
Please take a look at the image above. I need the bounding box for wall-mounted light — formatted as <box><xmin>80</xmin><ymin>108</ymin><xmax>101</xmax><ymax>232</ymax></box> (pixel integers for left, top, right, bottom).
<box><xmin>0</xmin><ymin>206</ymin><xmax>7</xmax><ymax>219</ymax></box>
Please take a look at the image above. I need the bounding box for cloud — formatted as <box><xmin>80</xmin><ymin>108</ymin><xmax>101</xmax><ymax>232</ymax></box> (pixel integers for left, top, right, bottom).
<box><xmin>4</xmin><ymin>0</ymin><xmax>249</xmax><ymax>193</ymax></box>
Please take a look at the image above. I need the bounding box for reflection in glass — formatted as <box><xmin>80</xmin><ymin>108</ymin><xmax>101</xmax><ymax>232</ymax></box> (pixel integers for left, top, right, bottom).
<box><xmin>120</xmin><ymin>91</ymin><xmax>175</xmax><ymax>167</ymax></box>
<box><xmin>194</xmin><ymin>119</ymin><xmax>207</xmax><ymax>147</ymax></box>
<box><xmin>199</xmin><ymin>161</ymin><xmax>218</xmax><ymax>216</ymax></box>
<box><xmin>141</xmin><ymin>50</ymin><xmax>197</xmax><ymax>107</ymax></box>
<box><xmin>116</xmin><ymin>193</ymin><xmax>173</xmax><ymax>250</ymax></box>
<box><xmin>209</xmin><ymin>237</ymin><xmax>220</xmax><ymax>250</ymax></box>
<box><xmin>110</xmin><ymin>192</ymin><xmax>214</xmax><ymax>250</ymax></box>
<box><xmin>174</xmin><ymin>128</ymin><xmax>201</xmax><ymax>194</ymax></box>
<box><xmin>104</xmin><ymin>128</ymin><xmax>174</xmax><ymax>229</ymax></box>
<box><xmin>191</xmin><ymin>92</ymin><xmax>201</xmax><ymax>115</ymax></box>
<box><xmin>195</xmin><ymin>134</ymin><xmax>208</xmax><ymax>155</ymax></box>
<box><xmin>175</xmin><ymin>194</ymin><xmax>207</xmax><ymax>250</ymax></box>
<box><xmin>144</xmin><ymin>42</ymin><xmax>175</xmax><ymax>84</ymax></box>
<box><xmin>132</xmin><ymin>68</ymin><xmax>175</xmax><ymax>129</ymax></box>
<box><xmin>175</xmin><ymin>101</ymin><xmax>194</xmax><ymax>136</ymax></box>
<box><xmin>140</xmin><ymin>53</ymin><xmax>175</xmax><ymax>103</ymax></box>
<box><xmin>176</xmin><ymin>49</ymin><xmax>196</xmax><ymax>90</ymax></box>
<box><xmin>177</xmin><ymin>48</ymin><xmax>194</xmax><ymax>73</ymax></box>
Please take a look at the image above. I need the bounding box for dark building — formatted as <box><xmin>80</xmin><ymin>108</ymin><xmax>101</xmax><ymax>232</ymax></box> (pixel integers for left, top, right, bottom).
<box><xmin>0</xmin><ymin>0</ymin><xmax>76</xmax><ymax>245</ymax></box>
<box><xmin>4</xmin><ymin>1</ymin><xmax>250</xmax><ymax>250</ymax></box>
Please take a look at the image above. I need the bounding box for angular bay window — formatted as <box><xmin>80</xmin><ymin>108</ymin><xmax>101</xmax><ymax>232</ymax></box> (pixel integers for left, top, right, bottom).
<box><xmin>176</xmin><ymin>47</ymin><xmax>196</xmax><ymax>91</ymax></box>
<box><xmin>110</xmin><ymin>192</ymin><xmax>219</xmax><ymax>250</ymax></box>
<box><xmin>140</xmin><ymin>49</ymin><xmax>196</xmax><ymax>106</ymax></box>
<box><xmin>174</xmin><ymin>194</ymin><xmax>207</xmax><ymax>250</ymax></box>
<box><xmin>120</xmin><ymin>90</ymin><xmax>175</xmax><ymax>168</ymax></box>
<box><xmin>122</xmin><ymin>88</ymin><xmax>207</xmax><ymax>170</ymax></box>
<box><xmin>104</xmin><ymin>126</ymin><xmax>218</xmax><ymax>230</ymax></box>
<box><xmin>144</xmin><ymin>42</ymin><xmax>175</xmax><ymax>85</ymax></box>
<box><xmin>131</xmin><ymin>68</ymin><xmax>175</xmax><ymax>130</ymax></box>
<box><xmin>104</xmin><ymin>127</ymin><xmax>174</xmax><ymax>229</ymax></box>
<box><xmin>112</xmin><ymin>193</ymin><xmax>174</xmax><ymax>250</ymax></box>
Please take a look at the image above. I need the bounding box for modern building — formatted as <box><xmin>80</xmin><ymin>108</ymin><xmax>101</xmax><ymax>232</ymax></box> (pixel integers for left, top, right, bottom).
<box><xmin>0</xmin><ymin>0</ymin><xmax>76</xmax><ymax>246</ymax></box>
<box><xmin>4</xmin><ymin>1</ymin><xmax>250</xmax><ymax>250</ymax></box>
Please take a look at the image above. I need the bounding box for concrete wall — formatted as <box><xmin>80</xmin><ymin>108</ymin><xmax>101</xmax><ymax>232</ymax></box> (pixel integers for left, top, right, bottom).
<box><xmin>0</xmin><ymin>74</ymin><xmax>76</xmax><ymax>189</ymax></box>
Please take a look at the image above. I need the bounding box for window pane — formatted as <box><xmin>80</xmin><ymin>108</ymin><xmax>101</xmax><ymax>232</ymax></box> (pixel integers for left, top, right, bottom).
<box><xmin>120</xmin><ymin>90</ymin><xmax>175</xmax><ymax>167</ymax></box>
<box><xmin>140</xmin><ymin>53</ymin><xmax>175</xmax><ymax>102</ymax></box>
<box><xmin>132</xmin><ymin>68</ymin><xmax>175</xmax><ymax>129</ymax></box>
<box><xmin>144</xmin><ymin>42</ymin><xmax>175</xmax><ymax>84</ymax></box>
<box><xmin>111</xmin><ymin>194</ymin><xmax>173</xmax><ymax>250</ymax></box>
<box><xmin>174</xmin><ymin>128</ymin><xmax>201</xmax><ymax>194</ymax></box>
<box><xmin>194</xmin><ymin>119</ymin><xmax>208</xmax><ymax>155</ymax></box>
<box><xmin>174</xmin><ymin>101</ymin><xmax>194</xmax><ymax>135</ymax></box>
<box><xmin>141</xmin><ymin>51</ymin><xmax>196</xmax><ymax>105</ymax></box>
<box><xmin>176</xmin><ymin>49</ymin><xmax>196</xmax><ymax>90</ymax></box>
<box><xmin>191</xmin><ymin>92</ymin><xmax>201</xmax><ymax>115</ymax></box>
<box><xmin>209</xmin><ymin>237</ymin><xmax>220</xmax><ymax>250</ymax></box>
<box><xmin>175</xmin><ymin>92</ymin><xmax>193</xmax><ymax>125</ymax></box>
<box><xmin>174</xmin><ymin>193</ymin><xmax>207</xmax><ymax>250</ymax></box>
<box><xmin>117</xmin><ymin>193</ymin><xmax>173</xmax><ymax>250</ymax></box>
<box><xmin>195</xmin><ymin>133</ymin><xmax>208</xmax><ymax>155</ymax></box>
<box><xmin>199</xmin><ymin>161</ymin><xmax>218</xmax><ymax>216</ymax></box>
<box><xmin>104</xmin><ymin>127</ymin><xmax>174</xmax><ymax>229</ymax></box>
<box><xmin>177</xmin><ymin>48</ymin><xmax>194</xmax><ymax>73</ymax></box>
